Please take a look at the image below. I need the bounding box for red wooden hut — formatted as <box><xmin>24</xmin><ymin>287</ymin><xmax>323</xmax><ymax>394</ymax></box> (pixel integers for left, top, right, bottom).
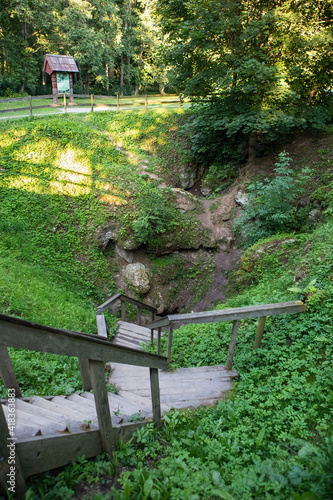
<box><xmin>43</xmin><ymin>54</ymin><xmax>79</xmax><ymax>104</ymax></box>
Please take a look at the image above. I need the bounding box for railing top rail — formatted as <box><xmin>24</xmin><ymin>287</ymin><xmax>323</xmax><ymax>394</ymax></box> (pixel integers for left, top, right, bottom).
<box><xmin>0</xmin><ymin>314</ymin><xmax>167</xmax><ymax>370</ymax></box>
<box><xmin>148</xmin><ymin>301</ymin><xmax>306</xmax><ymax>329</ymax></box>
<box><xmin>97</xmin><ymin>293</ymin><xmax>157</xmax><ymax>314</ymax></box>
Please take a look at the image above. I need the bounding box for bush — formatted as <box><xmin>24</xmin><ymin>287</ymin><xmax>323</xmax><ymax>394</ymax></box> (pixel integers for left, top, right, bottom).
<box><xmin>233</xmin><ymin>152</ymin><xmax>307</xmax><ymax>246</ymax></box>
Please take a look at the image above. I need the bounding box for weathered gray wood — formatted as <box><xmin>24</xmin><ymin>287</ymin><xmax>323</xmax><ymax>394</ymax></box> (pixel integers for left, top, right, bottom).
<box><xmin>78</xmin><ymin>358</ymin><xmax>92</xmax><ymax>392</ymax></box>
<box><xmin>137</xmin><ymin>306</ymin><xmax>142</xmax><ymax>326</ymax></box>
<box><xmin>167</xmin><ymin>325</ymin><xmax>173</xmax><ymax>364</ymax></box>
<box><xmin>121</xmin><ymin>300</ymin><xmax>126</xmax><ymax>320</ymax></box>
<box><xmin>150</xmin><ymin>328</ymin><xmax>154</xmax><ymax>347</ymax></box>
<box><xmin>0</xmin><ymin>347</ymin><xmax>22</xmax><ymax>397</ymax></box>
<box><xmin>89</xmin><ymin>360</ymin><xmax>114</xmax><ymax>456</ymax></box>
<box><xmin>148</xmin><ymin>301</ymin><xmax>306</xmax><ymax>329</ymax></box>
<box><xmin>97</xmin><ymin>293</ymin><xmax>157</xmax><ymax>315</ymax></box>
<box><xmin>253</xmin><ymin>316</ymin><xmax>267</xmax><ymax>350</ymax></box>
<box><xmin>157</xmin><ymin>328</ymin><xmax>161</xmax><ymax>355</ymax></box>
<box><xmin>226</xmin><ymin>320</ymin><xmax>239</xmax><ymax>370</ymax></box>
<box><xmin>0</xmin><ymin>315</ymin><xmax>168</xmax><ymax>370</ymax></box>
<box><xmin>0</xmin><ymin>404</ymin><xmax>27</xmax><ymax>498</ymax></box>
<box><xmin>96</xmin><ymin>315</ymin><xmax>109</xmax><ymax>338</ymax></box>
<box><xmin>150</xmin><ymin>368</ymin><xmax>161</xmax><ymax>428</ymax></box>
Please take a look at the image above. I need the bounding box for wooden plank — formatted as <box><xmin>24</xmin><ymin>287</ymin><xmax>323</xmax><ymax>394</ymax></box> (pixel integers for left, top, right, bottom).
<box><xmin>167</xmin><ymin>325</ymin><xmax>173</xmax><ymax>363</ymax></box>
<box><xmin>0</xmin><ymin>404</ymin><xmax>27</xmax><ymax>498</ymax></box>
<box><xmin>150</xmin><ymin>368</ymin><xmax>161</xmax><ymax>428</ymax></box>
<box><xmin>96</xmin><ymin>294</ymin><xmax>157</xmax><ymax>315</ymax></box>
<box><xmin>253</xmin><ymin>316</ymin><xmax>267</xmax><ymax>350</ymax></box>
<box><xmin>157</xmin><ymin>328</ymin><xmax>161</xmax><ymax>355</ymax></box>
<box><xmin>137</xmin><ymin>306</ymin><xmax>142</xmax><ymax>326</ymax></box>
<box><xmin>0</xmin><ymin>347</ymin><xmax>22</xmax><ymax>397</ymax></box>
<box><xmin>78</xmin><ymin>358</ymin><xmax>92</xmax><ymax>392</ymax></box>
<box><xmin>30</xmin><ymin>397</ymin><xmax>92</xmax><ymax>423</ymax></box>
<box><xmin>96</xmin><ymin>315</ymin><xmax>109</xmax><ymax>338</ymax></box>
<box><xmin>148</xmin><ymin>301</ymin><xmax>306</xmax><ymax>329</ymax></box>
<box><xmin>17</xmin><ymin>430</ymin><xmax>103</xmax><ymax>478</ymax></box>
<box><xmin>0</xmin><ymin>315</ymin><xmax>168</xmax><ymax>370</ymax></box>
<box><xmin>226</xmin><ymin>320</ymin><xmax>239</xmax><ymax>370</ymax></box>
<box><xmin>89</xmin><ymin>360</ymin><xmax>114</xmax><ymax>455</ymax></box>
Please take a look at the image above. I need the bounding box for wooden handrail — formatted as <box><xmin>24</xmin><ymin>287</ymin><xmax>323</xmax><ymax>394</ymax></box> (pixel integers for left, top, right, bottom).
<box><xmin>97</xmin><ymin>293</ymin><xmax>157</xmax><ymax>327</ymax></box>
<box><xmin>148</xmin><ymin>301</ymin><xmax>307</xmax><ymax>367</ymax></box>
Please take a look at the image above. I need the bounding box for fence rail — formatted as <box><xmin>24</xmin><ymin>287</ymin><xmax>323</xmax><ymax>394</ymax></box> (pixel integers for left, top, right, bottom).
<box><xmin>0</xmin><ymin>93</ymin><xmax>186</xmax><ymax>118</ymax></box>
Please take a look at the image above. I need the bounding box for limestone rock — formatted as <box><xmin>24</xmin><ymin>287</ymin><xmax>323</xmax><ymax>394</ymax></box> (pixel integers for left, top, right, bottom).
<box><xmin>308</xmin><ymin>208</ymin><xmax>321</xmax><ymax>223</ymax></box>
<box><xmin>123</xmin><ymin>263</ymin><xmax>151</xmax><ymax>295</ymax></box>
<box><xmin>115</xmin><ymin>244</ymin><xmax>133</xmax><ymax>263</ymax></box>
<box><xmin>235</xmin><ymin>190</ymin><xmax>248</xmax><ymax>207</ymax></box>
<box><xmin>178</xmin><ymin>162</ymin><xmax>199</xmax><ymax>189</ymax></box>
<box><xmin>95</xmin><ymin>225</ymin><xmax>119</xmax><ymax>250</ymax></box>
<box><xmin>117</xmin><ymin>235</ymin><xmax>141</xmax><ymax>250</ymax></box>
<box><xmin>171</xmin><ymin>188</ymin><xmax>197</xmax><ymax>213</ymax></box>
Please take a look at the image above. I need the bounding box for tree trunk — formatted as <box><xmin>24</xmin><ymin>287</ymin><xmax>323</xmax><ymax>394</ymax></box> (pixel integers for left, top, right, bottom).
<box><xmin>160</xmin><ymin>85</ymin><xmax>165</xmax><ymax>95</ymax></box>
<box><xmin>120</xmin><ymin>53</ymin><xmax>124</xmax><ymax>96</ymax></box>
<box><xmin>248</xmin><ymin>131</ymin><xmax>257</xmax><ymax>161</ymax></box>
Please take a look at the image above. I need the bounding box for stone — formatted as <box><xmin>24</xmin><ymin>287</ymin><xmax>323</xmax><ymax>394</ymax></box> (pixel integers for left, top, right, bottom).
<box><xmin>123</xmin><ymin>263</ymin><xmax>151</xmax><ymax>295</ymax></box>
<box><xmin>171</xmin><ymin>188</ymin><xmax>197</xmax><ymax>213</ymax></box>
<box><xmin>95</xmin><ymin>225</ymin><xmax>119</xmax><ymax>250</ymax></box>
<box><xmin>178</xmin><ymin>162</ymin><xmax>198</xmax><ymax>189</ymax></box>
<box><xmin>115</xmin><ymin>244</ymin><xmax>133</xmax><ymax>263</ymax></box>
<box><xmin>235</xmin><ymin>190</ymin><xmax>248</xmax><ymax>207</ymax></box>
<box><xmin>308</xmin><ymin>208</ymin><xmax>321</xmax><ymax>223</ymax></box>
<box><xmin>117</xmin><ymin>235</ymin><xmax>141</xmax><ymax>250</ymax></box>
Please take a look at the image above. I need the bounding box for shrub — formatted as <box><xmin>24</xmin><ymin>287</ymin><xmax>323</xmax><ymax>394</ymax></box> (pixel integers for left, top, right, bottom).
<box><xmin>233</xmin><ymin>152</ymin><xmax>307</xmax><ymax>246</ymax></box>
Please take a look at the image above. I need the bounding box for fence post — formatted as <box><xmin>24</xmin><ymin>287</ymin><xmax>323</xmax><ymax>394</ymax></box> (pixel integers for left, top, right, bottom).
<box><xmin>150</xmin><ymin>368</ymin><xmax>162</xmax><ymax>428</ymax></box>
<box><xmin>167</xmin><ymin>324</ymin><xmax>173</xmax><ymax>365</ymax></box>
<box><xmin>253</xmin><ymin>317</ymin><xmax>267</xmax><ymax>350</ymax></box>
<box><xmin>63</xmin><ymin>93</ymin><xmax>67</xmax><ymax>113</ymax></box>
<box><xmin>226</xmin><ymin>320</ymin><xmax>239</xmax><ymax>370</ymax></box>
<box><xmin>179</xmin><ymin>96</ymin><xmax>182</xmax><ymax>110</ymax></box>
<box><xmin>145</xmin><ymin>95</ymin><xmax>148</xmax><ymax>112</ymax></box>
<box><xmin>91</xmin><ymin>94</ymin><xmax>94</xmax><ymax>113</ymax></box>
<box><xmin>117</xmin><ymin>94</ymin><xmax>119</xmax><ymax>111</ymax></box>
<box><xmin>29</xmin><ymin>95</ymin><xmax>32</xmax><ymax>118</ymax></box>
<box><xmin>0</xmin><ymin>347</ymin><xmax>22</xmax><ymax>397</ymax></box>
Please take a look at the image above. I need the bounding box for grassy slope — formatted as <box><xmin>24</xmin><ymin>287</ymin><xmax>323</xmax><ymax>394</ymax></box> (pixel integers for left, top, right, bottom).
<box><xmin>1</xmin><ymin>112</ymin><xmax>333</xmax><ymax>498</ymax></box>
<box><xmin>0</xmin><ymin>109</ymin><xmax>193</xmax><ymax>397</ymax></box>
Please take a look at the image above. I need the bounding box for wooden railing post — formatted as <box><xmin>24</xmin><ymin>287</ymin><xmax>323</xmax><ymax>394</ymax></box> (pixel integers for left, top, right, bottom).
<box><xmin>167</xmin><ymin>325</ymin><xmax>173</xmax><ymax>365</ymax></box>
<box><xmin>29</xmin><ymin>95</ymin><xmax>32</xmax><ymax>118</ymax></box>
<box><xmin>78</xmin><ymin>358</ymin><xmax>92</xmax><ymax>392</ymax></box>
<box><xmin>137</xmin><ymin>306</ymin><xmax>142</xmax><ymax>326</ymax></box>
<box><xmin>150</xmin><ymin>368</ymin><xmax>162</xmax><ymax>428</ymax></box>
<box><xmin>0</xmin><ymin>405</ymin><xmax>27</xmax><ymax>498</ymax></box>
<box><xmin>89</xmin><ymin>359</ymin><xmax>114</xmax><ymax>455</ymax></box>
<box><xmin>91</xmin><ymin>94</ymin><xmax>94</xmax><ymax>113</ymax></box>
<box><xmin>226</xmin><ymin>320</ymin><xmax>239</xmax><ymax>370</ymax></box>
<box><xmin>253</xmin><ymin>316</ymin><xmax>267</xmax><ymax>350</ymax></box>
<box><xmin>0</xmin><ymin>347</ymin><xmax>22</xmax><ymax>397</ymax></box>
<box><xmin>145</xmin><ymin>95</ymin><xmax>148</xmax><ymax>112</ymax></box>
<box><xmin>117</xmin><ymin>94</ymin><xmax>119</xmax><ymax>111</ymax></box>
<box><xmin>157</xmin><ymin>327</ymin><xmax>161</xmax><ymax>355</ymax></box>
<box><xmin>150</xmin><ymin>328</ymin><xmax>154</xmax><ymax>347</ymax></box>
<box><xmin>96</xmin><ymin>315</ymin><xmax>109</xmax><ymax>338</ymax></box>
<box><xmin>121</xmin><ymin>299</ymin><xmax>126</xmax><ymax>321</ymax></box>
<box><xmin>63</xmin><ymin>93</ymin><xmax>67</xmax><ymax>113</ymax></box>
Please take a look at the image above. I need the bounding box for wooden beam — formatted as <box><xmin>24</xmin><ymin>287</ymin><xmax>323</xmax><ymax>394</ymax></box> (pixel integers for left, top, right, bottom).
<box><xmin>253</xmin><ymin>316</ymin><xmax>267</xmax><ymax>350</ymax></box>
<box><xmin>157</xmin><ymin>328</ymin><xmax>161</xmax><ymax>355</ymax></box>
<box><xmin>96</xmin><ymin>293</ymin><xmax>122</xmax><ymax>313</ymax></box>
<box><xmin>167</xmin><ymin>325</ymin><xmax>173</xmax><ymax>364</ymax></box>
<box><xmin>96</xmin><ymin>315</ymin><xmax>109</xmax><ymax>338</ymax></box>
<box><xmin>150</xmin><ymin>368</ymin><xmax>162</xmax><ymax>428</ymax></box>
<box><xmin>16</xmin><ymin>421</ymin><xmax>149</xmax><ymax>478</ymax></box>
<box><xmin>78</xmin><ymin>358</ymin><xmax>92</xmax><ymax>392</ymax></box>
<box><xmin>89</xmin><ymin>360</ymin><xmax>114</xmax><ymax>456</ymax></box>
<box><xmin>96</xmin><ymin>293</ymin><xmax>157</xmax><ymax>315</ymax></box>
<box><xmin>148</xmin><ymin>301</ymin><xmax>306</xmax><ymax>329</ymax></box>
<box><xmin>0</xmin><ymin>347</ymin><xmax>22</xmax><ymax>397</ymax></box>
<box><xmin>0</xmin><ymin>315</ymin><xmax>168</xmax><ymax>370</ymax></box>
<box><xmin>226</xmin><ymin>320</ymin><xmax>239</xmax><ymax>371</ymax></box>
<box><xmin>0</xmin><ymin>404</ymin><xmax>27</xmax><ymax>498</ymax></box>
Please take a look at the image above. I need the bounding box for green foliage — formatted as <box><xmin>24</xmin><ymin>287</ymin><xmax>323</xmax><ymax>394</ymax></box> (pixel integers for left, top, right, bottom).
<box><xmin>233</xmin><ymin>152</ymin><xmax>307</xmax><ymax>246</ymax></box>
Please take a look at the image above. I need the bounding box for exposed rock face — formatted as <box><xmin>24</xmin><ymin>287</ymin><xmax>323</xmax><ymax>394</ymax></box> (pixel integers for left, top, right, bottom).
<box><xmin>171</xmin><ymin>188</ymin><xmax>198</xmax><ymax>213</ymax></box>
<box><xmin>235</xmin><ymin>190</ymin><xmax>248</xmax><ymax>207</ymax></box>
<box><xmin>123</xmin><ymin>263</ymin><xmax>151</xmax><ymax>295</ymax></box>
<box><xmin>178</xmin><ymin>162</ymin><xmax>199</xmax><ymax>189</ymax></box>
<box><xmin>308</xmin><ymin>208</ymin><xmax>321</xmax><ymax>223</ymax></box>
<box><xmin>117</xmin><ymin>235</ymin><xmax>141</xmax><ymax>251</ymax></box>
<box><xmin>95</xmin><ymin>225</ymin><xmax>119</xmax><ymax>249</ymax></box>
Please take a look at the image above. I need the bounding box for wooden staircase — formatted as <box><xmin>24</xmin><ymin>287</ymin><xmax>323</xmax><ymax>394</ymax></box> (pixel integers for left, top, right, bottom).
<box><xmin>0</xmin><ymin>296</ymin><xmax>307</xmax><ymax>498</ymax></box>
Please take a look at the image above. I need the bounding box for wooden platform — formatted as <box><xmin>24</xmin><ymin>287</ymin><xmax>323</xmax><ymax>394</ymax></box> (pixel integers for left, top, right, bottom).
<box><xmin>109</xmin><ymin>363</ymin><xmax>238</xmax><ymax>412</ymax></box>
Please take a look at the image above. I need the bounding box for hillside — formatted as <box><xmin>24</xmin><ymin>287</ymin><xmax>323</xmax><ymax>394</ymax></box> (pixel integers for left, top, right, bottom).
<box><xmin>1</xmin><ymin>111</ymin><xmax>333</xmax><ymax>498</ymax></box>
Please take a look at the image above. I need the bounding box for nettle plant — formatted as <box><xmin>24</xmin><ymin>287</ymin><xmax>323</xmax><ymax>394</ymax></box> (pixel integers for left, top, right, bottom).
<box><xmin>233</xmin><ymin>152</ymin><xmax>308</xmax><ymax>246</ymax></box>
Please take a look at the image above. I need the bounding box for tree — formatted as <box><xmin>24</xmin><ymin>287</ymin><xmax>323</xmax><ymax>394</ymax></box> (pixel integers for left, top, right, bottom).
<box><xmin>158</xmin><ymin>0</ymin><xmax>333</xmax><ymax>160</ymax></box>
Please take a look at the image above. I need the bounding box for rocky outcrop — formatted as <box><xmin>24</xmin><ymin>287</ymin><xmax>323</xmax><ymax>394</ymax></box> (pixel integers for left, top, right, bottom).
<box><xmin>122</xmin><ymin>263</ymin><xmax>151</xmax><ymax>295</ymax></box>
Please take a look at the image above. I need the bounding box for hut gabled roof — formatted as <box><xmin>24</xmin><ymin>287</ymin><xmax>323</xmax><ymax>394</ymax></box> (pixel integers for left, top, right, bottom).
<box><xmin>43</xmin><ymin>54</ymin><xmax>79</xmax><ymax>75</ymax></box>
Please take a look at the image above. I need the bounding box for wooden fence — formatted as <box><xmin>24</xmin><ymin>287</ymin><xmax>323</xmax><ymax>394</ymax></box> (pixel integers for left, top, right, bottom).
<box><xmin>0</xmin><ymin>93</ymin><xmax>185</xmax><ymax>118</ymax></box>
